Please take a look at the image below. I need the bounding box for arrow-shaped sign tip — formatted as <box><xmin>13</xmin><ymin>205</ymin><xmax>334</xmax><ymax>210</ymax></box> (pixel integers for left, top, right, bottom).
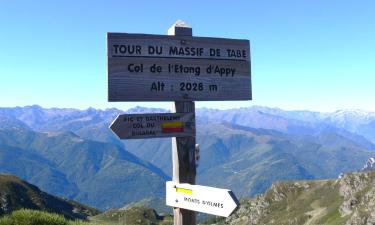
<box><xmin>224</xmin><ymin>190</ymin><xmax>239</xmax><ymax>217</ymax></box>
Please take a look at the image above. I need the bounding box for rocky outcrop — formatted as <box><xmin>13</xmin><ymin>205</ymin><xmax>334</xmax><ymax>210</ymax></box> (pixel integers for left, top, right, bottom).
<box><xmin>209</xmin><ymin>171</ymin><xmax>375</xmax><ymax>225</ymax></box>
<box><xmin>224</xmin><ymin>196</ymin><xmax>269</xmax><ymax>225</ymax></box>
<box><xmin>361</xmin><ymin>157</ymin><xmax>375</xmax><ymax>172</ymax></box>
<box><xmin>339</xmin><ymin>172</ymin><xmax>375</xmax><ymax>225</ymax></box>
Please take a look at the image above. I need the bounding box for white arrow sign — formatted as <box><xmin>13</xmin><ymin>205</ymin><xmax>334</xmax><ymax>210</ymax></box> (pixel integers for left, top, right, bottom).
<box><xmin>166</xmin><ymin>181</ymin><xmax>239</xmax><ymax>217</ymax></box>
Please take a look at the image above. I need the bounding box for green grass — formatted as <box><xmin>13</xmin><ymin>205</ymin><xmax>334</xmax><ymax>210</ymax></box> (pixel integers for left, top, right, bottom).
<box><xmin>206</xmin><ymin>179</ymin><xmax>354</xmax><ymax>225</ymax></box>
<box><xmin>0</xmin><ymin>174</ymin><xmax>99</xmax><ymax>220</ymax></box>
<box><xmin>0</xmin><ymin>209</ymin><xmax>89</xmax><ymax>225</ymax></box>
<box><xmin>255</xmin><ymin>180</ymin><xmax>351</xmax><ymax>225</ymax></box>
<box><xmin>0</xmin><ymin>208</ymin><xmax>173</xmax><ymax>225</ymax></box>
<box><xmin>89</xmin><ymin>207</ymin><xmax>173</xmax><ymax>225</ymax></box>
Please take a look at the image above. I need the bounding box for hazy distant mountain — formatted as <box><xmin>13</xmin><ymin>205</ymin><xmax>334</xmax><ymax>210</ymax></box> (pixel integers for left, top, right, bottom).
<box><xmin>324</xmin><ymin>110</ymin><xmax>375</xmax><ymax>144</ymax></box>
<box><xmin>0</xmin><ymin>105</ymin><xmax>374</xmax><ymax>210</ymax></box>
<box><xmin>0</xmin><ymin>105</ymin><xmax>169</xmax><ymax>148</ymax></box>
<box><xmin>1</xmin><ymin>105</ymin><xmax>373</xmax><ymax>145</ymax></box>
<box><xmin>197</xmin><ymin>123</ymin><xmax>373</xmax><ymax>198</ymax></box>
<box><xmin>0</xmin><ymin>126</ymin><xmax>168</xmax><ymax>210</ymax></box>
<box><xmin>197</xmin><ymin>107</ymin><xmax>375</xmax><ymax>144</ymax></box>
<box><xmin>111</xmin><ymin>122</ymin><xmax>374</xmax><ymax>198</ymax></box>
<box><xmin>0</xmin><ymin>114</ymin><xmax>30</xmax><ymax>130</ymax></box>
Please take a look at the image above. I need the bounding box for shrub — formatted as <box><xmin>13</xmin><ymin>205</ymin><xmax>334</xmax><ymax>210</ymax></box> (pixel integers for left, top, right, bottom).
<box><xmin>0</xmin><ymin>209</ymin><xmax>89</xmax><ymax>225</ymax></box>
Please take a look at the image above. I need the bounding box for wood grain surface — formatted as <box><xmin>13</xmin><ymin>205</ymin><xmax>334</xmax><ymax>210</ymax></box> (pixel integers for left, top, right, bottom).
<box><xmin>107</xmin><ymin>33</ymin><xmax>251</xmax><ymax>101</ymax></box>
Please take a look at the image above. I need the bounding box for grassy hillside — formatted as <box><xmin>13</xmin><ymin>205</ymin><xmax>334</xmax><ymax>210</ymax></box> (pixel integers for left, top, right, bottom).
<box><xmin>207</xmin><ymin>171</ymin><xmax>375</xmax><ymax>225</ymax></box>
<box><xmin>2</xmin><ymin>171</ymin><xmax>375</xmax><ymax>225</ymax></box>
<box><xmin>0</xmin><ymin>208</ymin><xmax>172</xmax><ymax>225</ymax></box>
<box><xmin>0</xmin><ymin>174</ymin><xmax>173</xmax><ymax>225</ymax></box>
<box><xmin>0</xmin><ymin>209</ymin><xmax>89</xmax><ymax>225</ymax></box>
<box><xmin>89</xmin><ymin>207</ymin><xmax>173</xmax><ymax>225</ymax></box>
<box><xmin>0</xmin><ymin>174</ymin><xmax>99</xmax><ymax>220</ymax></box>
<box><xmin>122</xmin><ymin>197</ymin><xmax>172</xmax><ymax>215</ymax></box>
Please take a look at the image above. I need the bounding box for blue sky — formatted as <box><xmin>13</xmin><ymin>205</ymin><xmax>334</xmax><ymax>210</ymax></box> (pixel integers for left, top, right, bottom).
<box><xmin>0</xmin><ymin>0</ymin><xmax>374</xmax><ymax>112</ymax></box>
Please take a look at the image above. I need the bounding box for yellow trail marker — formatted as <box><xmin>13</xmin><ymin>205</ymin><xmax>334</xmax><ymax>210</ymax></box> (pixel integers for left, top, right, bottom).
<box><xmin>176</xmin><ymin>187</ymin><xmax>193</xmax><ymax>194</ymax></box>
<box><xmin>162</xmin><ymin>121</ymin><xmax>184</xmax><ymax>128</ymax></box>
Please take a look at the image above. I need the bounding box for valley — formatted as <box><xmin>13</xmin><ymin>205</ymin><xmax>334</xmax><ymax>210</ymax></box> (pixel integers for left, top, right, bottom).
<box><xmin>0</xmin><ymin>105</ymin><xmax>374</xmax><ymax>216</ymax></box>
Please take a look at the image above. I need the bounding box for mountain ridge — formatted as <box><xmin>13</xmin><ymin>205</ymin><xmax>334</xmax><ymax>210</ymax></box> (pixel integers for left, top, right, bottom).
<box><xmin>0</xmin><ymin>174</ymin><xmax>99</xmax><ymax>220</ymax></box>
<box><xmin>208</xmin><ymin>171</ymin><xmax>375</xmax><ymax>225</ymax></box>
<box><xmin>1</xmin><ymin>105</ymin><xmax>374</xmax><ymax>211</ymax></box>
<box><xmin>0</xmin><ymin>126</ymin><xmax>169</xmax><ymax>210</ymax></box>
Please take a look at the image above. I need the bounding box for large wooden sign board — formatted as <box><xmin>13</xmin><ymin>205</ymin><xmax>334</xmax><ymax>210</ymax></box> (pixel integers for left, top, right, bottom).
<box><xmin>110</xmin><ymin>113</ymin><xmax>195</xmax><ymax>139</ymax></box>
<box><xmin>107</xmin><ymin>33</ymin><xmax>251</xmax><ymax>101</ymax></box>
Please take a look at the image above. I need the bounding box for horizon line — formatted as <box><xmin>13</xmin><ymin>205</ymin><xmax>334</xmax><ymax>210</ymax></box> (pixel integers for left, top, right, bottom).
<box><xmin>1</xmin><ymin>104</ymin><xmax>374</xmax><ymax>114</ymax></box>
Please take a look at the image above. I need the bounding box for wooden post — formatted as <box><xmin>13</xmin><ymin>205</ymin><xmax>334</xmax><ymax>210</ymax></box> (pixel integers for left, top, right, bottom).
<box><xmin>169</xmin><ymin>21</ymin><xmax>197</xmax><ymax>225</ymax></box>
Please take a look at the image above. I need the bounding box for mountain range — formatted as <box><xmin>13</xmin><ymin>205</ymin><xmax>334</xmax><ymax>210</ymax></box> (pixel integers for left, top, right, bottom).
<box><xmin>0</xmin><ymin>105</ymin><xmax>374</xmax><ymax>211</ymax></box>
<box><xmin>0</xmin><ymin>115</ymin><xmax>168</xmax><ymax>210</ymax></box>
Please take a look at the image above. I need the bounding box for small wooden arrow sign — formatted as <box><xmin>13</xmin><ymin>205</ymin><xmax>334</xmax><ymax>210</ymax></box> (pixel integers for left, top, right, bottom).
<box><xmin>109</xmin><ymin>113</ymin><xmax>195</xmax><ymax>139</ymax></box>
<box><xmin>166</xmin><ymin>181</ymin><xmax>239</xmax><ymax>217</ymax></box>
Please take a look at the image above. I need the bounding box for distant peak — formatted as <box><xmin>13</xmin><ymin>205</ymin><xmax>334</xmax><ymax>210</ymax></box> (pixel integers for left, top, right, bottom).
<box><xmin>25</xmin><ymin>104</ymin><xmax>43</xmax><ymax>109</ymax></box>
<box><xmin>333</xmin><ymin>109</ymin><xmax>373</xmax><ymax>115</ymax></box>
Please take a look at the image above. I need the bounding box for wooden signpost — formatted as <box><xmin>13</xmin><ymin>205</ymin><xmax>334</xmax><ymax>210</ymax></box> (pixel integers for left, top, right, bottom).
<box><xmin>108</xmin><ymin>20</ymin><xmax>251</xmax><ymax>225</ymax></box>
